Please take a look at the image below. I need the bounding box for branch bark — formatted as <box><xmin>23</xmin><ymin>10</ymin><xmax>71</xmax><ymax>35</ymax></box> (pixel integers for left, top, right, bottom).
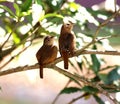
<box><xmin>1</xmin><ymin>49</ymin><xmax>120</xmax><ymax>76</ymax></box>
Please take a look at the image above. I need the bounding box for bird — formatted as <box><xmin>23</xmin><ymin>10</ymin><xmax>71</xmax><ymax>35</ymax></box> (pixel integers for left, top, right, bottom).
<box><xmin>59</xmin><ymin>20</ymin><xmax>76</xmax><ymax>69</ymax></box>
<box><xmin>36</xmin><ymin>36</ymin><xmax>58</xmax><ymax>78</ymax></box>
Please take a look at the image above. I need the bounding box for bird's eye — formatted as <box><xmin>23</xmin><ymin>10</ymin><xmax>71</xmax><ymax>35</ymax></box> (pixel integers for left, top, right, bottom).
<box><xmin>66</xmin><ymin>23</ymin><xmax>70</xmax><ymax>26</ymax></box>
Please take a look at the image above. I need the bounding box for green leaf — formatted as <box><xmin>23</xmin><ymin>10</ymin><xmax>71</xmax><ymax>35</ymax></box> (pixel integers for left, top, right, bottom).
<box><xmin>92</xmin><ymin>44</ymin><xmax>97</xmax><ymax>50</ymax></box>
<box><xmin>0</xmin><ymin>5</ymin><xmax>16</xmax><ymax>18</ymax></box>
<box><xmin>91</xmin><ymin>54</ymin><xmax>101</xmax><ymax>74</ymax></box>
<box><xmin>60</xmin><ymin>87</ymin><xmax>81</xmax><ymax>94</ymax></box>
<box><xmin>21</xmin><ymin>0</ymin><xmax>32</xmax><ymax>12</ymax></box>
<box><xmin>82</xmin><ymin>86</ymin><xmax>99</xmax><ymax>94</ymax></box>
<box><xmin>13</xmin><ymin>3</ymin><xmax>20</xmax><ymax>17</ymax></box>
<box><xmin>41</xmin><ymin>13</ymin><xmax>63</xmax><ymax>21</ymax></box>
<box><xmin>12</xmin><ymin>33</ymin><xmax>20</xmax><ymax>44</ymax></box>
<box><xmin>36</xmin><ymin>0</ymin><xmax>43</xmax><ymax>5</ymax></box>
<box><xmin>91</xmin><ymin>76</ymin><xmax>101</xmax><ymax>82</ymax></box>
<box><xmin>107</xmin><ymin>66</ymin><xmax>120</xmax><ymax>84</ymax></box>
<box><xmin>98</xmin><ymin>74</ymin><xmax>109</xmax><ymax>84</ymax></box>
<box><xmin>69</xmin><ymin>2</ymin><xmax>80</xmax><ymax>12</ymax></box>
<box><xmin>93</xmin><ymin>95</ymin><xmax>105</xmax><ymax>104</ymax></box>
<box><xmin>99</xmin><ymin>66</ymin><xmax>120</xmax><ymax>84</ymax></box>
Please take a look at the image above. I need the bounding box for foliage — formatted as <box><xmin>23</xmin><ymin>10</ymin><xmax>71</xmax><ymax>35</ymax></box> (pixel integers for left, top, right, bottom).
<box><xmin>0</xmin><ymin>0</ymin><xmax>120</xmax><ymax>104</ymax></box>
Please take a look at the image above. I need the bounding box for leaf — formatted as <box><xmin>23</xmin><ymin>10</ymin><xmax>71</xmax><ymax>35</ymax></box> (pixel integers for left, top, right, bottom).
<box><xmin>92</xmin><ymin>44</ymin><xmax>97</xmax><ymax>50</ymax></box>
<box><xmin>99</xmin><ymin>66</ymin><xmax>120</xmax><ymax>85</ymax></box>
<box><xmin>91</xmin><ymin>76</ymin><xmax>101</xmax><ymax>82</ymax></box>
<box><xmin>12</xmin><ymin>33</ymin><xmax>20</xmax><ymax>44</ymax></box>
<box><xmin>13</xmin><ymin>3</ymin><xmax>20</xmax><ymax>17</ymax></box>
<box><xmin>93</xmin><ymin>95</ymin><xmax>105</xmax><ymax>104</ymax></box>
<box><xmin>60</xmin><ymin>87</ymin><xmax>81</xmax><ymax>94</ymax></box>
<box><xmin>36</xmin><ymin>0</ymin><xmax>43</xmax><ymax>5</ymax></box>
<box><xmin>69</xmin><ymin>2</ymin><xmax>80</xmax><ymax>12</ymax></box>
<box><xmin>21</xmin><ymin>0</ymin><xmax>32</xmax><ymax>12</ymax></box>
<box><xmin>0</xmin><ymin>4</ymin><xmax>16</xmax><ymax>18</ymax></box>
<box><xmin>42</xmin><ymin>13</ymin><xmax>63</xmax><ymax>21</ymax></box>
<box><xmin>82</xmin><ymin>86</ymin><xmax>99</xmax><ymax>94</ymax></box>
<box><xmin>107</xmin><ymin>66</ymin><xmax>120</xmax><ymax>84</ymax></box>
<box><xmin>91</xmin><ymin>54</ymin><xmax>101</xmax><ymax>74</ymax></box>
<box><xmin>98</xmin><ymin>74</ymin><xmax>109</xmax><ymax>84</ymax></box>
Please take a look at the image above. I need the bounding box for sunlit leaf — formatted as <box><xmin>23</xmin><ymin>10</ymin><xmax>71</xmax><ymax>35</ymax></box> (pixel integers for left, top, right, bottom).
<box><xmin>93</xmin><ymin>95</ymin><xmax>105</xmax><ymax>104</ymax></box>
<box><xmin>13</xmin><ymin>3</ymin><xmax>20</xmax><ymax>17</ymax></box>
<box><xmin>12</xmin><ymin>33</ymin><xmax>20</xmax><ymax>44</ymax></box>
<box><xmin>84</xmin><ymin>93</ymin><xmax>91</xmax><ymax>100</ymax></box>
<box><xmin>69</xmin><ymin>2</ymin><xmax>80</xmax><ymax>12</ymax></box>
<box><xmin>60</xmin><ymin>87</ymin><xmax>81</xmax><ymax>94</ymax></box>
<box><xmin>42</xmin><ymin>13</ymin><xmax>63</xmax><ymax>21</ymax></box>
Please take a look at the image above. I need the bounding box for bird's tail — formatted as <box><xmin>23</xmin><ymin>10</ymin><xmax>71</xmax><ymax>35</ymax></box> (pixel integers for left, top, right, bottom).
<box><xmin>39</xmin><ymin>65</ymin><xmax>43</xmax><ymax>78</ymax></box>
<box><xmin>62</xmin><ymin>50</ymin><xmax>69</xmax><ymax>69</ymax></box>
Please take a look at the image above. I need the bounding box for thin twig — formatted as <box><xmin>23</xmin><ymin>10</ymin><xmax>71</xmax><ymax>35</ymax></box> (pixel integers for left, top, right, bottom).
<box><xmin>95</xmin><ymin>83</ymin><xmax>119</xmax><ymax>104</ymax></box>
<box><xmin>0</xmin><ymin>23</ymin><xmax>40</xmax><ymax>68</ymax></box>
<box><xmin>93</xmin><ymin>8</ymin><xmax>120</xmax><ymax>40</ymax></box>
<box><xmin>68</xmin><ymin>93</ymin><xmax>89</xmax><ymax>104</ymax></box>
<box><xmin>114</xmin><ymin>0</ymin><xmax>117</xmax><ymax>12</ymax></box>
<box><xmin>0</xmin><ymin>42</ymin><xmax>31</xmax><ymax>70</ymax></box>
<box><xmin>54</xmin><ymin>66</ymin><xmax>119</xmax><ymax>104</ymax></box>
<box><xmin>1</xmin><ymin>22</ymin><xmax>19</xmax><ymax>49</ymax></box>
<box><xmin>1</xmin><ymin>49</ymin><xmax>120</xmax><ymax>75</ymax></box>
<box><xmin>52</xmin><ymin>79</ymin><xmax>71</xmax><ymax>104</ymax></box>
<box><xmin>0</xmin><ymin>53</ymin><xmax>119</xmax><ymax>103</ymax></box>
<box><xmin>79</xmin><ymin>50</ymin><xmax>120</xmax><ymax>56</ymax></box>
<box><xmin>100</xmin><ymin>65</ymin><xmax>117</xmax><ymax>71</ymax></box>
<box><xmin>0</xmin><ymin>21</ymin><xmax>40</xmax><ymax>61</ymax></box>
<box><xmin>69</xmin><ymin>60</ymin><xmax>79</xmax><ymax>72</ymax></box>
<box><xmin>71</xmin><ymin>9</ymin><xmax>120</xmax><ymax>56</ymax></box>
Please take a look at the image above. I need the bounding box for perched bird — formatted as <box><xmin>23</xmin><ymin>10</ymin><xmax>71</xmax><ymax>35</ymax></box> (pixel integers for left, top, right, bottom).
<box><xmin>36</xmin><ymin>36</ymin><xmax>58</xmax><ymax>78</ymax></box>
<box><xmin>59</xmin><ymin>20</ymin><xmax>76</xmax><ymax>69</ymax></box>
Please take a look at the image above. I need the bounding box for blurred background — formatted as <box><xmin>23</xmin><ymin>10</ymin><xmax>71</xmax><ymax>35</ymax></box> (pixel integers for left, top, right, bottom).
<box><xmin>0</xmin><ymin>0</ymin><xmax>120</xmax><ymax>104</ymax></box>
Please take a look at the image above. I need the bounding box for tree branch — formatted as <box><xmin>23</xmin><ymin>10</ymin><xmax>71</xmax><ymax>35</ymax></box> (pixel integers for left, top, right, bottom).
<box><xmin>1</xmin><ymin>49</ymin><xmax>120</xmax><ymax>76</ymax></box>
<box><xmin>0</xmin><ymin>49</ymin><xmax>119</xmax><ymax>103</ymax></box>
<box><xmin>68</xmin><ymin>93</ymin><xmax>90</xmax><ymax>104</ymax></box>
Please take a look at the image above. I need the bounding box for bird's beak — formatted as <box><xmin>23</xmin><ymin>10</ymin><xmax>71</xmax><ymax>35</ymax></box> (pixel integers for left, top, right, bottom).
<box><xmin>68</xmin><ymin>20</ymin><xmax>75</xmax><ymax>25</ymax></box>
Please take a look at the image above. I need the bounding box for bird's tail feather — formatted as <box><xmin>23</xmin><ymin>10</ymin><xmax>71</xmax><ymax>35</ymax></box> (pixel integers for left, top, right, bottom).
<box><xmin>62</xmin><ymin>50</ymin><xmax>69</xmax><ymax>69</ymax></box>
<box><xmin>40</xmin><ymin>65</ymin><xmax>43</xmax><ymax>78</ymax></box>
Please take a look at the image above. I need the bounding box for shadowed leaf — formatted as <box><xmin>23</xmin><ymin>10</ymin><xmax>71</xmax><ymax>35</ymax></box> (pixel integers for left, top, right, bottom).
<box><xmin>60</xmin><ymin>87</ymin><xmax>81</xmax><ymax>94</ymax></box>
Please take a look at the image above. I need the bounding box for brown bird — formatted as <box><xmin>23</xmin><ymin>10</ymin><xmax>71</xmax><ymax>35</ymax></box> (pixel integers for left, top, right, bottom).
<box><xmin>36</xmin><ymin>36</ymin><xmax>57</xmax><ymax>78</ymax></box>
<box><xmin>59</xmin><ymin>20</ymin><xmax>76</xmax><ymax>69</ymax></box>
